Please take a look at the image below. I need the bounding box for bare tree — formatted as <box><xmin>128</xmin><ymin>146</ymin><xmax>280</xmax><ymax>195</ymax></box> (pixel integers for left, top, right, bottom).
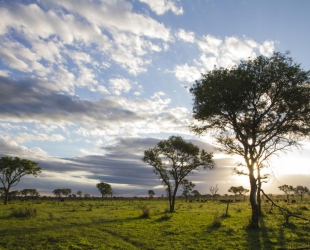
<box><xmin>210</xmin><ymin>185</ymin><xmax>219</xmax><ymax>201</ymax></box>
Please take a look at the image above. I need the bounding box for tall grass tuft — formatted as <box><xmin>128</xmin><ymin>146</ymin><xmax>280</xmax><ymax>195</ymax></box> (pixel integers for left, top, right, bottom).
<box><xmin>11</xmin><ymin>206</ymin><xmax>38</xmax><ymax>218</ymax></box>
<box><xmin>210</xmin><ymin>211</ymin><xmax>222</xmax><ymax>227</ymax></box>
<box><xmin>141</xmin><ymin>206</ymin><xmax>151</xmax><ymax>218</ymax></box>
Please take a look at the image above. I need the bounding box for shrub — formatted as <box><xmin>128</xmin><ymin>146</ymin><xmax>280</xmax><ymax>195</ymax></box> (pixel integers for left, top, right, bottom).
<box><xmin>11</xmin><ymin>206</ymin><xmax>38</xmax><ymax>218</ymax></box>
<box><xmin>141</xmin><ymin>206</ymin><xmax>151</xmax><ymax>218</ymax></box>
<box><xmin>87</xmin><ymin>204</ymin><xmax>93</xmax><ymax>211</ymax></box>
<box><xmin>210</xmin><ymin>211</ymin><xmax>222</xmax><ymax>227</ymax></box>
<box><xmin>48</xmin><ymin>212</ymin><xmax>54</xmax><ymax>220</ymax></box>
<box><xmin>299</xmin><ymin>205</ymin><xmax>309</xmax><ymax>211</ymax></box>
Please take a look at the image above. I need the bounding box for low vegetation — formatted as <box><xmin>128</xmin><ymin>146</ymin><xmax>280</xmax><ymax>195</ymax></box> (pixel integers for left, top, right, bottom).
<box><xmin>0</xmin><ymin>198</ymin><xmax>310</xmax><ymax>249</ymax></box>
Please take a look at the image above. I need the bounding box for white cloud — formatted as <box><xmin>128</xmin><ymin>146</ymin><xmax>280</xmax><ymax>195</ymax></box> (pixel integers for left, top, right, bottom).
<box><xmin>0</xmin><ymin>135</ymin><xmax>50</xmax><ymax>159</ymax></box>
<box><xmin>0</xmin><ymin>70</ymin><xmax>9</xmax><ymax>77</ymax></box>
<box><xmin>151</xmin><ymin>91</ymin><xmax>166</xmax><ymax>99</ymax></box>
<box><xmin>49</xmin><ymin>66</ymin><xmax>76</xmax><ymax>93</ymax></box>
<box><xmin>139</xmin><ymin>0</ymin><xmax>183</xmax><ymax>15</ymax></box>
<box><xmin>0</xmin><ymin>123</ymin><xmax>27</xmax><ymax>130</ymax></box>
<box><xmin>173</xmin><ymin>64</ymin><xmax>201</xmax><ymax>82</ymax></box>
<box><xmin>14</xmin><ymin>133</ymin><xmax>66</xmax><ymax>143</ymax></box>
<box><xmin>197</xmin><ymin>35</ymin><xmax>222</xmax><ymax>56</ymax></box>
<box><xmin>109</xmin><ymin>77</ymin><xmax>133</xmax><ymax>95</ymax></box>
<box><xmin>177</xmin><ymin>29</ymin><xmax>195</xmax><ymax>43</ymax></box>
<box><xmin>44</xmin><ymin>0</ymin><xmax>172</xmax><ymax>41</ymax></box>
<box><xmin>173</xmin><ymin>36</ymin><xmax>276</xmax><ymax>81</ymax></box>
<box><xmin>0</xmin><ymin>0</ymin><xmax>172</xmax><ymax>86</ymax></box>
<box><xmin>259</xmin><ymin>40</ymin><xmax>275</xmax><ymax>56</ymax></box>
<box><xmin>97</xmin><ymin>85</ymin><xmax>110</xmax><ymax>95</ymax></box>
<box><xmin>199</xmin><ymin>55</ymin><xmax>217</xmax><ymax>71</ymax></box>
<box><xmin>75</xmin><ymin>66</ymin><xmax>98</xmax><ymax>88</ymax></box>
<box><xmin>221</xmin><ymin>36</ymin><xmax>257</xmax><ymax>61</ymax></box>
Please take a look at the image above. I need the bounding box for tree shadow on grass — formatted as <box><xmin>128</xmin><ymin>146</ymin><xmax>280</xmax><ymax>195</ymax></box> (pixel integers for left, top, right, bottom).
<box><xmin>245</xmin><ymin>216</ymin><xmax>274</xmax><ymax>250</ymax></box>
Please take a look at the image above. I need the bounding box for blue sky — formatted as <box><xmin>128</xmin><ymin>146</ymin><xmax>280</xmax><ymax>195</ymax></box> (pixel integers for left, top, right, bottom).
<box><xmin>1</xmin><ymin>0</ymin><xmax>310</xmax><ymax>197</ymax></box>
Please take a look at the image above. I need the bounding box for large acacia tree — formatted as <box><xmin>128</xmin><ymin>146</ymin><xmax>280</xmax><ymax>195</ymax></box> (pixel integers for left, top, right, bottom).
<box><xmin>143</xmin><ymin>136</ymin><xmax>214</xmax><ymax>212</ymax></box>
<box><xmin>190</xmin><ymin>52</ymin><xmax>310</xmax><ymax>227</ymax></box>
<box><xmin>0</xmin><ymin>156</ymin><xmax>41</xmax><ymax>204</ymax></box>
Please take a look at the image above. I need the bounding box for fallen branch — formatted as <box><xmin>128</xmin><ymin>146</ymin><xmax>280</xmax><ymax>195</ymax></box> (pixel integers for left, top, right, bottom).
<box><xmin>260</xmin><ymin>189</ymin><xmax>309</xmax><ymax>224</ymax></box>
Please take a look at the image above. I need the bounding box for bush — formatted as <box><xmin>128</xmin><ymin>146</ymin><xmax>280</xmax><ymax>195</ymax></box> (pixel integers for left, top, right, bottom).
<box><xmin>11</xmin><ymin>206</ymin><xmax>38</xmax><ymax>218</ymax></box>
<box><xmin>87</xmin><ymin>204</ymin><xmax>93</xmax><ymax>211</ymax></box>
<box><xmin>210</xmin><ymin>211</ymin><xmax>222</xmax><ymax>227</ymax></box>
<box><xmin>299</xmin><ymin>205</ymin><xmax>309</xmax><ymax>211</ymax></box>
<box><xmin>141</xmin><ymin>206</ymin><xmax>151</xmax><ymax>218</ymax></box>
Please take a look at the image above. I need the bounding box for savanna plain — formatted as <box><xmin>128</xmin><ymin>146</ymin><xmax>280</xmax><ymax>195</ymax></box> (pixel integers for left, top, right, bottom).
<box><xmin>0</xmin><ymin>198</ymin><xmax>310</xmax><ymax>250</ymax></box>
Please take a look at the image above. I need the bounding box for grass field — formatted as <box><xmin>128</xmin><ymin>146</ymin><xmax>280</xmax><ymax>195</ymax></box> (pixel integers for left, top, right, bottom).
<box><xmin>0</xmin><ymin>198</ymin><xmax>309</xmax><ymax>250</ymax></box>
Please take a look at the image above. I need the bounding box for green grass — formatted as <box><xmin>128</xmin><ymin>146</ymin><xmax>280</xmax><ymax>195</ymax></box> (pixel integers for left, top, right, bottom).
<box><xmin>0</xmin><ymin>199</ymin><xmax>309</xmax><ymax>249</ymax></box>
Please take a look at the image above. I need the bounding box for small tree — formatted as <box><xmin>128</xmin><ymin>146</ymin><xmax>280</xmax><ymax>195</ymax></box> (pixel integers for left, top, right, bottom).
<box><xmin>77</xmin><ymin>190</ymin><xmax>83</xmax><ymax>198</ymax></box>
<box><xmin>294</xmin><ymin>185</ymin><xmax>309</xmax><ymax>201</ymax></box>
<box><xmin>181</xmin><ymin>179</ymin><xmax>195</xmax><ymax>201</ymax></box>
<box><xmin>278</xmin><ymin>184</ymin><xmax>294</xmax><ymax>203</ymax></box>
<box><xmin>228</xmin><ymin>186</ymin><xmax>239</xmax><ymax>201</ymax></box>
<box><xmin>21</xmin><ymin>189</ymin><xmax>30</xmax><ymax>197</ymax></box>
<box><xmin>84</xmin><ymin>193</ymin><xmax>90</xmax><ymax>198</ymax></box>
<box><xmin>28</xmin><ymin>189</ymin><xmax>40</xmax><ymax>198</ymax></box>
<box><xmin>96</xmin><ymin>182</ymin><xmax>112</xmax><ymax>201</ymax></box>
<box><xmin>143</xmin><ymin>136</ymin><xmax>214</xmax><ymax>212</ymax></box>
<box><xmin>10</xmin><ymin>190</ymin><xmax>20</xmax><ymax>199</ymax></box>
<box><xmin>237</xmin><ymin>186</ymin><xmax>249</xmax><ymax>201</ymax></box>
<box><xmin>52</xmin><ymin>189</ymin><xmax>62</xmax><ymax>198</ymax></box>
<box><xmin>0</xmin><ymin>156</ymin><xmax>41</xmax><ymax>204</ymax></box>
<box><xmin>21</xmin><ymin>188</ymin><xmax>39</xmax><ymax>198</ymax></box>
<box><xmin>148</xmin><ymin>190</ymin><xmax>155</xmax><ymax>199</ymax></box>
<box><xmin>192</xmin><ymin>190</ymin><xmax>200</xmax><ymax>200</ymax></box>
<box><xmin>62</xmin><ymin>188</ymin><xmax>72</xmax><ymax>198</ymax></box>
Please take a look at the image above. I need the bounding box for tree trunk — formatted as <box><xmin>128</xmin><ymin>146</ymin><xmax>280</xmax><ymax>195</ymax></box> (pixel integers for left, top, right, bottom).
<box><xmin>257</xmin><ymin>180</ymin><xmax>262</xmax><ymax>216</ymax></box>
<box><xmin>169</xmin><ymin>197</ymin><xmax>175</xmax><ymax>212</ymax></box>
<box><xmin>169</xmin><ymin>186</ymin><xmax>179</xmax><ymax>212</ymax></box>
<box><xmin>249</xmin><ymin>172</ymin><xmax>259</xmax><ymax>227</ymax></box>
<box><xmin>256</xmin><ymin>164</ymin><xmax>262</xmax><ymax>216</ymax></box>
<box><xmin>4</xmin><ymin>187</ymin><xmax>10</xmax><ymax>205</ymax></box>
<box><xmin>169</xmin><ymin>193</ymin><xmax>175</xmax><ymax>212</ymax></box>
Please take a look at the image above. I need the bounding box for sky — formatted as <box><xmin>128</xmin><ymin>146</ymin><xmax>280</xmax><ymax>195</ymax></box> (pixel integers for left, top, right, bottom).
<box><xmin>1</xmin><ymin>0</ymin><xmax>310</xmax><ymax>198</ymax></box>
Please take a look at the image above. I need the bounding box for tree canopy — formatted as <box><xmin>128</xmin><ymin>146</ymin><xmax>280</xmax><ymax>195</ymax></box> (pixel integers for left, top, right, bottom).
<box><xmin>148</xmin><ymin>190</ymin><xmax>155</xmax><ymax>198</ymax></box>
<box><xmin>181</xmin><ymin>179</ymin><xmax>195</xmax><ymax>201</ymax></box>
<box><xmin>0</xmin><ymin>156</ymin><xmax>41</xmax><ymax>204</ymax></box>
<box><xmin>294</xmin><ymin>185</ymin><xmax>309</xmax><ymax>201</ymax></box>
<box><xmin>96</xmin><ymin>182</ymin><xmax>112</xmax><ymax>201</ymax></box>
<box><xmin>52</xmin><ymin>188</ymin><xmax>72</xmax><ymax>198</ymax></box>
<box><xmin>278</xmin><ymin>184</ymin><xmax>294</xmax><ymax>203</ymax></box>
<box><xmin>190</xmin><ymin>52</ymin><xmax>310</xmax><ymax>227</ymax></box>
<box><xmin>143</xmin><ymin>135</ymin><xmax>214</xmax><ymax>212</ymax></box>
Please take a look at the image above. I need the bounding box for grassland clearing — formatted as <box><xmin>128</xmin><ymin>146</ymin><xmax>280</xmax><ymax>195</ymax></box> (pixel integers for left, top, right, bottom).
<box><xmin>0</xmin><ymin>199</ymin><xmax>309</xmax><ymax>249</ymax></box>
